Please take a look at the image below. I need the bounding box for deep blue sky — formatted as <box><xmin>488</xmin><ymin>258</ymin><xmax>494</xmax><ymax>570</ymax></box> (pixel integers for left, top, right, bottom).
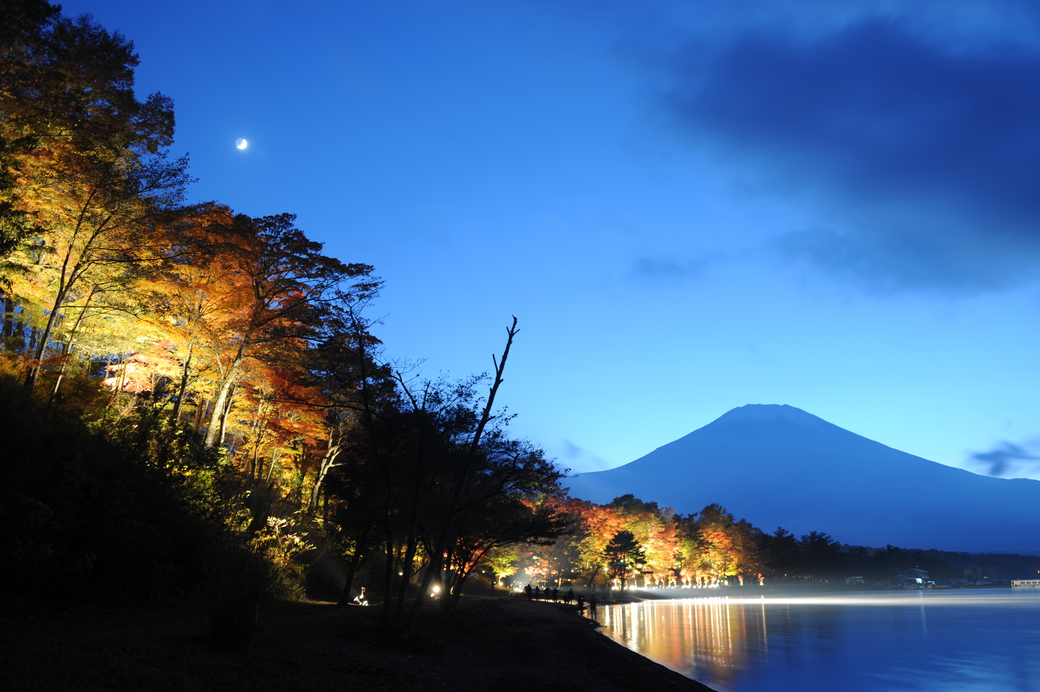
<box><xmin>59</xmin><ymin>0</ymin><xmax>1040</xmax><ymax>480</ymax></box>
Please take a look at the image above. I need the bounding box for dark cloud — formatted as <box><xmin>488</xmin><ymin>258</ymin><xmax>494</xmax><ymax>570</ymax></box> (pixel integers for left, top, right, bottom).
<box><xmin>561</xmin><ymin>439</ymin><xmax>609</xmax><ymax>474</ymax></box>
<box><xmin>770</xmin><ymin>223</ymin><xmax>1039</xmax><ymax>294</ymax></box>
<box><xmin>969</xmin><ymin>441</ymin><xmax>1039</xmax><ymax>478</ymax></box>
<box><xmin>630</xmin><ymin>254</ymin><xmax>715</xmax><ymax>284</ymax></box>
<box><xmin>664</xmin><ymin>18</ymin><xmax>1040</xmax><ymax>292</ymax></box>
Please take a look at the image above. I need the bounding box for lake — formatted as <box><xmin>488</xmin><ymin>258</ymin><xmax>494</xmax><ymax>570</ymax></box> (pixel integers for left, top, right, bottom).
<box><xmin>596</xmin><ymin>589</ymin><xmax>1040</xmax><ymax>692</ymax></box>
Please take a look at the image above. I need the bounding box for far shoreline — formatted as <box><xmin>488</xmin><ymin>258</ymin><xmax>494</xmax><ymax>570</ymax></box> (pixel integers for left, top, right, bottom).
<box><xmin>602</xmin><ymin>580</ymin><xmax>1017</xmax><ymax>602</ymax></box>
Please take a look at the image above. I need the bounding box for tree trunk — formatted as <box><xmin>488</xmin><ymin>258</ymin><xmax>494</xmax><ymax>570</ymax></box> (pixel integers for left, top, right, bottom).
<box><xmin>265</xmin><ymin>447</ymin><xmax>279</xmax><ymax>483</ymax></box>
<box><xmin>337</xmin><ymin>526</ymin><xmax>371</xmax><ymax>606</ymax></box>
<box><xmin>380</xmin><ymin>493</ymin><xmax>396</xmax><ymax>626</ymax></box>
<box><xmin>392</xmin><ymin>510</ymin><xmax>423</xmax><ymax>630</ymax></box>
<box><xmin>47</xmin><ymin>286</ymin><xmax>98</xmax><ymax>407</ymax></box>
<box><xmin>204</xmin><ymin>347</ymin><xmax>244</xmax><ymax>446</ymax></box>
<box><xmin>309</xmin><ymin>437</ymin><xmax>342</xmax><ymax>510</ymax></box>
<box><xmin>24</xmin><ymin>297</ymin><xmax>64</xmax><ymax>391</ymax></box>
<box><xmin>171</xmin><ymin>339</ymin><xmax>194</xmax><ymax>426</ymax></box>
<box><xmin>218</xmin><ymin>382</ymin><xmax>236</xmax><ymax>446</ymax></box>
<box><xmin>2</xmin><ymin>296</ymin><xmax>16</xmax><ymax>345</ymax></box>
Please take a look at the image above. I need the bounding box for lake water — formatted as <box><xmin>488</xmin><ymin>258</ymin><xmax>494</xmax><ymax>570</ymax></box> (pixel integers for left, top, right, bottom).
<box><xmin>596</xmin><ymin>589</ymin><xmax>1040</xmax><ymax>692</ymax></box>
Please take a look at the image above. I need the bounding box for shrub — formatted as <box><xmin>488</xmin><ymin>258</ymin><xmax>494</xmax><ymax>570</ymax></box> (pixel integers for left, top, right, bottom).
<box><xmin>203</xmin><ymin>534</ymin><xmax>274</xmax><ymax>651</ymax></box>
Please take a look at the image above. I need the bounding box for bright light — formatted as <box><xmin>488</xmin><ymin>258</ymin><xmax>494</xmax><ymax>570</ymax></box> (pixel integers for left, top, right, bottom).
<box><xmin>235</xmin><ymin>138</ymin><xmax>248</xmax><ymax>150</ymax></box>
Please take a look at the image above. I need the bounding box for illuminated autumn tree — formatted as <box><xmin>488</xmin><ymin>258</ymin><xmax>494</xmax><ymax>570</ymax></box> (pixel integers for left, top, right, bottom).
<box><xmin>568</xmin><ymin>500</ymin><xmax>626</xmax><ymax>586</ymax></box>
<box><xmin>233</xmin><ymin>362</ymin><xmax>326</xmax><ymax>485</ymax></box>
<box><xmin>729</xmin><ymin>518</ymin><xmax>765</xmax><ymax>585</ymax></box>
<box><xmin>2</xmin><ymin>11</ymin><xmax>191</xmax><ymax>391</ymax></box>
<box><xmin>518</xmin><ymin>500</ymin><xmax>579</xmax><ymax>588</ymax></box>
<box><xmin>605</xmin><ymin>494</ymin><xmax>679</xmax><ymax>587</ymax></box>
<box><xmin>135</xmin><ymin>203</ymin><xmax>240</xmax><ymax>427</ymax></box>
<box><xmin>0</xmin><ymin>0</ymin><xmax>60</xmax><ymax>262</ymax></box>
<box><xmin>484</xmin><ymin>544</ymin><xmax>521</xmax><ymax>589</ymax></box>
<box><xmin>674</xmin><ymin>504</ymin><xmax>771</xmax><ymax>587</ymax></box>
<box><xmin>677</xmin><ymin>504</ymin><xmax>739</xmax><ymax>586</ymax></box>
<box><xmin>179</xmin><ymin>212</ymin><xmax>376</xmax><ymax>448</ymax></box>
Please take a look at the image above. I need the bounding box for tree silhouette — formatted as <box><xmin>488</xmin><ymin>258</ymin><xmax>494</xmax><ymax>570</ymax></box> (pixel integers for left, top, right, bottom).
<box><xmin>604</xmin><ymin>530</ymin><xmax>646</xmax><ymax>590</ymax></box>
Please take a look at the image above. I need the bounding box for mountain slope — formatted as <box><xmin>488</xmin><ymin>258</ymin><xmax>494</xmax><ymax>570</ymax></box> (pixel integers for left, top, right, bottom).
<box><xmin>565</xmin><ymin>404</ymin><xmax>1040</xmax><ymax>555</ymax></box>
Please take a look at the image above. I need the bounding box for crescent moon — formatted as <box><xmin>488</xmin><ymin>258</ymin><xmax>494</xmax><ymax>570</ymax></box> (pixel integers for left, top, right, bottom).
<box><xmin>235</xmin><ymin>138</ymin><xmax>248</xmax><ymax>150</ymax></box>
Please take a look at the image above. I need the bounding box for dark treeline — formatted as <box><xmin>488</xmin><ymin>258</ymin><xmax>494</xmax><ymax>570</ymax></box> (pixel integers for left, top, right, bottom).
<box><xmin>2</xmin><ymin>0</ymin><xmax>1036</xmax><ymax>654</ymax></box>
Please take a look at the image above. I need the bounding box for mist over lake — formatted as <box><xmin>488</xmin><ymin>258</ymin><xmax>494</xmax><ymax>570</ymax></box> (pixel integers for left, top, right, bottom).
<box><xmin>597</xmin><ymin>589</ymin><xmax>1040</xmax><ymax>692</ymax></box>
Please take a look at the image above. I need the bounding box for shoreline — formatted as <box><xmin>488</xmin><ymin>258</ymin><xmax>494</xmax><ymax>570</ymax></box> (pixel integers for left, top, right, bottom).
<box><xmin>1</xmin><ymin>594</ymin><xmax>716</xmax><ymax>691</ymax></box>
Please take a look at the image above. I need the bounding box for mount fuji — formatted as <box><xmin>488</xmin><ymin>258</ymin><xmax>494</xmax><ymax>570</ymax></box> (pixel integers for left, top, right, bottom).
<box><xmin>565</xmin><ymin>404</ymin><xmax>1040</xmax><ymax>556</ymax></box>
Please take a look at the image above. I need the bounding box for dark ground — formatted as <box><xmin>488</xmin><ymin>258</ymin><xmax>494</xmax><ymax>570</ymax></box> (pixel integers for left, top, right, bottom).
<box><xmin>0</xmin><ymin>593</ymin><xmax>716</xmax><ymax>691</ymax></box>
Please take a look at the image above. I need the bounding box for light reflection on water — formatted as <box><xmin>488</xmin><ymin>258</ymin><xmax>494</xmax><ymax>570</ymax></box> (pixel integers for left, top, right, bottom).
<box><xmin>596</xmin><ymin>589</ymin><xmax>1040</xmax><ymax>692</ymax></box>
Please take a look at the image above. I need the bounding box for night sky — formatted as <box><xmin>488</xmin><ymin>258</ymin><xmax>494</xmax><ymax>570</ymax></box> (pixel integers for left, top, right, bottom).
<box><xmin>57</xmin><ymin>0</ymin><xmax>1040</xmax><ymax>480</ymax></box>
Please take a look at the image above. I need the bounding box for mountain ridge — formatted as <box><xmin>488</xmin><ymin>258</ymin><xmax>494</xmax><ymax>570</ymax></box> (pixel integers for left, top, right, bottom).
<box><xmin>565</xmin><ymin>404</ymin><xmax>1040</xmax><ymax>555</ymax></box>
